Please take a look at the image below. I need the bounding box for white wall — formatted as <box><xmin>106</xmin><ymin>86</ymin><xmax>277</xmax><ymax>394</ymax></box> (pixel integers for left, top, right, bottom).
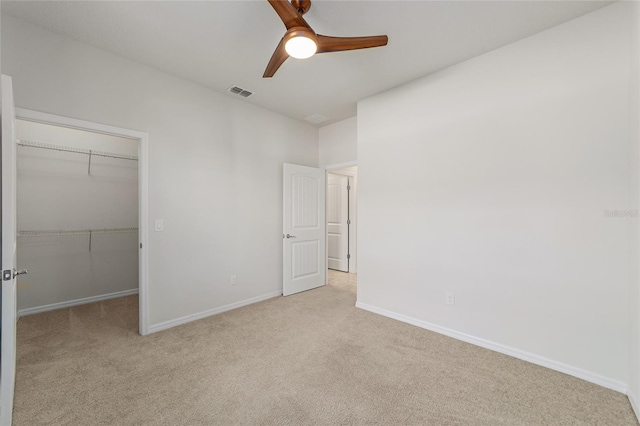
<box><xmin>358</xmin><ymin>2</ymin><xmax>633</xmax><ymax>391</ymax></box>
<box><xmin>1</xmin><ymin>15</ymin><xmax>319</xmax><ymax>328</ymax></box>
<box><xmin>319</xmin><ymin>117</ymin><xmax>357</xmax><ymax>167</ymax></box>
<box><xmin>629</xmin><ymin>0</ymin><xmax>640</xmax><ymax>417</ymax></box>
<box><xmin>16</xmin><ymin>121</ymin><xmax>138</xmax><ymax>312</ymax></box>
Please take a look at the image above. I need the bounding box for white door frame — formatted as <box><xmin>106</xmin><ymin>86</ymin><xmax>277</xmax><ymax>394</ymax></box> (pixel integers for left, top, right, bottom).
<box><xmin>14</xmin><ymin>108</ymin><xmax>150</xmax><ymax>335</ymax></box>
<box><xmin>1</xmin><ymin>74</ymin><xmax>19</xmax><ymax>426</ymax></box>
<box><xmin>324</xmin><ymin>161</ymin><xmax>357</xmax><ymax>283</ymax></box>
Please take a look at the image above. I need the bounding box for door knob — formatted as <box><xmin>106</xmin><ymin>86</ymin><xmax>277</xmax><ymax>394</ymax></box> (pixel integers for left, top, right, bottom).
<box><xmin>13</xmin><ymin>269</ymin><xmax>28</xmax><ymax>278</ymax></box>
<box><xmin>286</xmin><ymin>234</ymin><xmax>296</xmax><ymax>239</ymax></box>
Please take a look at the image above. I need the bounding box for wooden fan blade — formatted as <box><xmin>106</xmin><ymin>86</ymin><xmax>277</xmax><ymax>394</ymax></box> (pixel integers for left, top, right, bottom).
<box><xmin>263</xmin><ymin>37</ymin><xmax>289</xmax><ymax>78</ymax></box>
<box><xmin>268</xmin><ymin>0</ymin><xmax>310</xmax><ymax>30</ymax></box>
<box><xmin>316</xmin><ymin>34</ymin><xmax>388</xmax><ymax>53</ymax></box>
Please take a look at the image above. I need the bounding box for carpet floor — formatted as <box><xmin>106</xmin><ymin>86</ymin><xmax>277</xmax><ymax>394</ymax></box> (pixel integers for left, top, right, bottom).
<box><xmin>13</xmin><ymin>271</ymin><xmax>638</xmax><ymax>425</ymax></box>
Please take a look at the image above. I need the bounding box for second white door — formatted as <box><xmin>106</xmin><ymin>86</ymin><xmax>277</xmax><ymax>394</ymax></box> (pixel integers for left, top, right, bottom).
<box><xmin>327</xmin><ymin>174</ymin><xmax>349</xmax><ymax>272</ymax></box>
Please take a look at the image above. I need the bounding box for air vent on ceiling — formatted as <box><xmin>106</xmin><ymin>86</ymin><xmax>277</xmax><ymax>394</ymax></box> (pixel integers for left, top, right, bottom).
<box><xmin>304</xmin><ymin>114</ymin><xmax>330</xmax><ymax>125</ymax></box>
<box><xmin>227</xmin><ymin>85</ymin><xmax>253</xmax><ymax>98</ymax></box>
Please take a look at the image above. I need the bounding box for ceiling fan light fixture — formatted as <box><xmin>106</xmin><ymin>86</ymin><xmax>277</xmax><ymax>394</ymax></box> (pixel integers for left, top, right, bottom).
<box><xmin>285</xmin><ymin>36</ymin><xmax>317</xmax><ymax>59</ymax></box>
<box><xmin>263</xmin><ymin>0</ymin><xmax>388</xmax><ymax>78</ymax></box>
<box><xmin>284</xmin><ymin>27</ymin><xmax>318</xmax><ymax>59</ymax></box>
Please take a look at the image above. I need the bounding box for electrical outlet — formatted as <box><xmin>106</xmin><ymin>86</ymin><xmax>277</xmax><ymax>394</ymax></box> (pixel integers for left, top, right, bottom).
<box><xmin>231</xmin><ymin>275</ymin><xmax>237</xmax><ymax>286</ymax></box>
<box><xmin>446</xmin><ymin>292</ymin><xmax>455</xmax><ymax>306</ymax></box>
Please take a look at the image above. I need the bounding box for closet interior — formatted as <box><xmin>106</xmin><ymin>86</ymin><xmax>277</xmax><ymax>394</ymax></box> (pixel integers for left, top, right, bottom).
<box><xmin>16</xmin><ymin>120</ymin><xmax>139</xmax><ymax>316</ymax></box>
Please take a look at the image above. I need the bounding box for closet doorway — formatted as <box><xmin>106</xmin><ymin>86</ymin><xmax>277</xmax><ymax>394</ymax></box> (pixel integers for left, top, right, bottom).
<box><xmin>13</xmin><ymin>109</ymin><xmax>149</xmax><ymax>335</ymax></box>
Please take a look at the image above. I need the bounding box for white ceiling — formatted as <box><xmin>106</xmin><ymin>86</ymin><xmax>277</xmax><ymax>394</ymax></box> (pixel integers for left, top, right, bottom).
<box><xmin>2</xmin><ymin>0</ymin><xmax>612</xmax><ymax>126</ymax></box>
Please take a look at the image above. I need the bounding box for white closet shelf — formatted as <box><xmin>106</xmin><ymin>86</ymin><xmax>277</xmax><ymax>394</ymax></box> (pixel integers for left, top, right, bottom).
<box><xmin>18</xmin><ymin>139</ymin><xmax>137</xmax><ymax>175</ymax></box>
<box><xmin>18</xmin><ymin>227</ymin><xmax>138</xmax><ymax>252</ymax></box>
<box><xmin>18</xmin><ymin>227</ymin><xmax>138</xmax><ymax>237</ymax></box>
<box><xmin>17</xmin><ymin>139</ymin><xmax>138</xmax><ymax>161</ymax></box>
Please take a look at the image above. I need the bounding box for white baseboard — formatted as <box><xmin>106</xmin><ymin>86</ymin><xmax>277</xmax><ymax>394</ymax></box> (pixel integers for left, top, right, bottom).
<box><xmin>629</xmin><ymin>390</ymin><xmax>640</xmax><ymax>422</ymax></box>
<box><xmin>19</xmin><ymin>288</ymin><xmax>139</xmax><ymax>317</ymax></box>
<box><xmin>355</xmin><ymin>301</ymin><xmax>628</xmax><ymax>394</ymax></box>
<box><xmin>148</xmin><ymin>291</ymin><xmax>282</xmax><ymax>334</ymax></box>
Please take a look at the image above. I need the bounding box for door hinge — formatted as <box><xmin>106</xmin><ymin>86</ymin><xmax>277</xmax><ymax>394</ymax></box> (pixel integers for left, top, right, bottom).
<box><xmin>3</xmin><ymin>270</ymin><xmax>12</xmax><ymax>281</ymax></box>
<box><xmin>347</xmin><ymin>254</ymin><xmax>351</xmax><ymax>259</ymax></box>
<box><xmin>347</xmin><ymin>185</ymin><xmax>351</xmax><ymax>191</ymax></box>
<box><xmin>347</xmin><ymin>219</ymin><xmax>351</xmax><ymax>225</ymax></box>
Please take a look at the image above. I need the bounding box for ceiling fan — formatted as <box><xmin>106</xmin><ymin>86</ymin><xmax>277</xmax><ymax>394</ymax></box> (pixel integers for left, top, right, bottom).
<box><xmin>263</xmin><ymin>0</ymin><xmax>389</xmax><ymax>78</ymax></box>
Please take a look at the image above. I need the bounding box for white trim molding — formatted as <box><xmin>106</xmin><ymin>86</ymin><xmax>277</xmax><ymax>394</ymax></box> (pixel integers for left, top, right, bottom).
<box><xmin>14</xmin><ymin>108</ymin><xmax>150</xmax><ymax>335</ymax></box>
<box><xmin>355</xmin><ymin>301</ymin><xmax>628</xmax><ymax>394</ymax></box>
<box><xmin>15</xmin><ymin>109</ymin><xmax>146</xmax><ymax>141</ymax></box>
<box><xmin>148</xmin><ymin>291</ymin><xmax>282</xmax><ymax>334</ymax></box>
<box><xmin>19</xmin><ymin>289</ymin><xmax>139</xmax><ymax>317</ymax></box>
<box><xmin>324</xmin><ymin>160</ymin><xmax>357</xmax><ymax>171</ymax></box>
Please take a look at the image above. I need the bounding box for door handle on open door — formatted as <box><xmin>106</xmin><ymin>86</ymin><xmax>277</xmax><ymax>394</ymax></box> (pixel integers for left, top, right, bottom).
<box><xmin>13</xmin><ymin>269</ymin><xmax>28</xmax><ymax>278</ymax></box>
<box><xmin>1</xmin><ymin>269</ymin><xmax>27</xmax><ymax>281</ymax></box>
<box><xmin>285</xmin><ymin>234</ymin><xmax>296</xmax><ymax>239</ymax></box>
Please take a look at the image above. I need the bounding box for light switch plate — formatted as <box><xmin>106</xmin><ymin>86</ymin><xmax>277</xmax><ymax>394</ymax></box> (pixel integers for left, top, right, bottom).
<box><xmin>155</xmin><ymin>219</ymin><xmax>164</xmax><ymax>232</ymax></box>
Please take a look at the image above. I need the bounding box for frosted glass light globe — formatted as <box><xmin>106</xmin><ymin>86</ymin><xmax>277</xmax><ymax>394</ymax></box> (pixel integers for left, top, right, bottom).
<box><xmin>285</xmin><ymin>36</ymin><xmax>317</xmax><ymax>59</ymax></box>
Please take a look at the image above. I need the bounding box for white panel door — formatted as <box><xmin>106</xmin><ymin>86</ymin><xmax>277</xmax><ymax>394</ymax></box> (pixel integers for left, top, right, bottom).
<box><xmin>1</xmin><ymin>75</ymin><xmax>20</xmax><ymax>426</ymax></box>
<box><xmin>327</xmin><ymin>174</ymin><xmax>349</xmax><ymax>272</ymax></box>
<box><xmin>283</xmin><ymin>163</ymin><xmax>325</xmax><ymax>296</ymax></box>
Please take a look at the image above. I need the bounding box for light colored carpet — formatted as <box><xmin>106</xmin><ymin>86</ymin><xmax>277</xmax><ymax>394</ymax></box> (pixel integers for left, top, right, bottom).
<box><xmin>13</xmin><ymin>271</ymin><xmax>638</xmax><ymax>425</ymax></box>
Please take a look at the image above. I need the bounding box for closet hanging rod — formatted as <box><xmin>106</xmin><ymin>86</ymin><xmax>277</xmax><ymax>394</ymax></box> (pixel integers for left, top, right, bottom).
<box><xmin>18</xmin><ymin>227</ymin><xmax>138</xmax><ymax>252</ymax></box>
<box><xmin>18</xmin><ymin>227</ymin><xmax>138</xmax><ymax>237</ymax></box>
<box><xmin>17</xmin><ymin>139</ymin><xmax>138</xmax><ymax>161</ymax></box>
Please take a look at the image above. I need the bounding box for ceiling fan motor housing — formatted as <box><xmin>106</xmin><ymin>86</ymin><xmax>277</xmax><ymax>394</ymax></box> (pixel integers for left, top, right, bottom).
<box><xmin>290</xmin><ymin>0</ymin><xmax>311</xmax><ymax>15</ymax></box>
